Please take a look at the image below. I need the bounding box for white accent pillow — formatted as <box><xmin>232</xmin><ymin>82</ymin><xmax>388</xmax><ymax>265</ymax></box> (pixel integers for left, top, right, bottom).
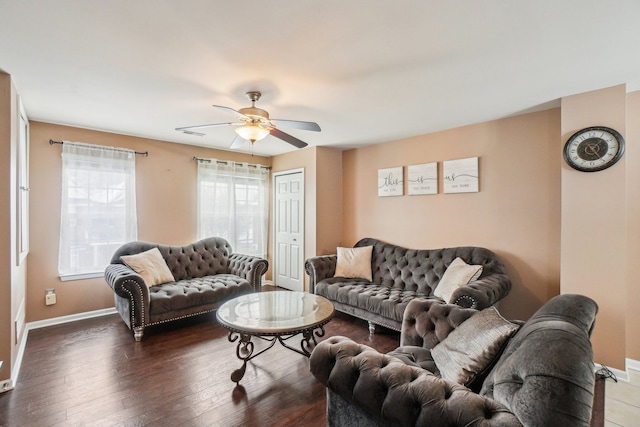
<box><xmin>334</xmin><ymin>246</ymin><xmax>374</xmax><ymax>281</ymax></box>
<box><xmin>434</xmin><ymin>257</ymin><xmax>483</xmax><ymax>303</ymax></box>
<box><xmin>431</xmin><ymin>307</ymin><xmax>519</xmax><ymax>386</ymax></box>
<box><xmin>121</xmin><ymin>247</ymin><xmax>175</xmax><ymax>287</ymax></box>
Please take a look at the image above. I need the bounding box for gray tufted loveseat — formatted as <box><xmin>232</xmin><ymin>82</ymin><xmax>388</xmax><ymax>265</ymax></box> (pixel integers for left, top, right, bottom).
<box><xmin>310</xmin><ymin>294</ymin><xmax>598</xmax><ymax>427</ymax></box>
<box><xmin>305</xmin><ymin>237</ymin><xmax>511</xmax><ymax>333</ymax></box>
<box><xmin>104</xmin><ymin>237</ymin><xmax>268</xmax><ymax>341</ymax></box>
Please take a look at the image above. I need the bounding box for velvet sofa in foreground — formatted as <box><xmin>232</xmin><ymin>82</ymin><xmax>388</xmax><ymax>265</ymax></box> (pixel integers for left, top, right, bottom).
<box><xmin>310</xmin><ymin>294</ymin><xmax>598</xmax><ymax>427</ymax></box>
<box><xmin>305</xmin><ymin>237</ymin><xmax>512</xmax><ymax>333</ymax></box>
<box><xmin>104</xmin><ymin>237</ymin><xmax>268</xmax><ymax>341</ymax></box>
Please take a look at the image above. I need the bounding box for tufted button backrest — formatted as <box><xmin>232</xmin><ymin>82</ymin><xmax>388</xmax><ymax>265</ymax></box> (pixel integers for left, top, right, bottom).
<box><xmin>355</xmin><ymin>237</ymin><xmax>506</xmax><ymax>295</ymax></box>
<box><xmin>400</xmin><ymin>299</ymin><xmax>477</xmax><ymax>348</ymax></box>
<box><xmin>480</xmin><ymin>294</ymin><xmax>598</xmax><ymax>427</ymax></box>
<box><xmin>110</xmin><ymin>237</ymin><xmax>232</xmax><ymax>281</ymax></box>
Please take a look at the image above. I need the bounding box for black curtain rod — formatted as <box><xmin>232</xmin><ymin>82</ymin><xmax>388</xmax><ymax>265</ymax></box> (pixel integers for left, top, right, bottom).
<box><xmin>49</xmin><ymin>139</ymin><xmax>149</xmax><ymax>157</ymax></box>
<box><xmin>192</xmin><ymin>156</ymin><xmax>271</xmax><ymax>170</ymax></box>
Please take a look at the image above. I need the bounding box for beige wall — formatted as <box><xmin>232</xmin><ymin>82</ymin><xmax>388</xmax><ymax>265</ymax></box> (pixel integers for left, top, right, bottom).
<box><xmin>627</xmin><ymin>91</ymin><xmax>640</xmax><ymax>362</ymax></box>
<box><xmin>560</xmin><ymin>85</ymin><xmax>628</xmax><ymax>369</ymax></box>
<box><xmin>342</xmin><ymin>109</ymin><xmax>562</xmax><ymax>320</ymax></box>
<box><xmin>315</xmin><ymin>147</ymin><xmax>343</xmax><ymax>254</ymax></box>
<box><xmin>27</xmin><ymin>121</ymin><xmax>270</xmax><ymax>323</ymax></box>
<box><xmin>0</xmin><ymin>72</ymin><xmax>13</xmax><ymax>382</ymax></box>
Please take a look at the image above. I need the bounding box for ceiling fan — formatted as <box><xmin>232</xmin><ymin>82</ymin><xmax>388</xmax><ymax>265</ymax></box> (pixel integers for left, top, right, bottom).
<box><xmin>175</xmin><ymin>91</ymin><xmax>321</xmax><ymax>149</ymax></box>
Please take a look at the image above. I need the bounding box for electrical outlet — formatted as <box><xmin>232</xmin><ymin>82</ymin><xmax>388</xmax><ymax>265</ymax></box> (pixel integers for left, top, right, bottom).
<box><xmin>45</xmin><ymin>289</ymin><xmax>56</xmax><ymax>306</ymax></box>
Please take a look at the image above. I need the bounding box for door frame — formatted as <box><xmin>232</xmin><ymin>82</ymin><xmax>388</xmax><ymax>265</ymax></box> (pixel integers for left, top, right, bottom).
<box><xmin>272</xmin><ymin>168</ymin><xmax>305</xmax><ymax>290</ymax></box>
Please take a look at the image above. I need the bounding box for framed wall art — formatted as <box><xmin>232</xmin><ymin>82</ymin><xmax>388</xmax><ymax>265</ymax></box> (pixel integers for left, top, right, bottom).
<box><xmin>408</xmin><ymin>162</ymin><xmax>438</xmax><ymax>195</ymax></box>
<box><xmin>443</xmin><ymin>157</ymin><xmax>479</xmax><ymax>194</ymax></box>
<box><xmin>377</xmin><ymin>167</ymin><xmax>403</xmax><ymax>197</ymax></box>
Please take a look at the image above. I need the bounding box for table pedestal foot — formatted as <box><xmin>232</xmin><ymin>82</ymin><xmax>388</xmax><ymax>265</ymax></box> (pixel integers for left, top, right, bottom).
<box><xmin>228</xmin><ymin>331</ymin><xmax>277</xmax><ymax>384</ymax></box>
<box><xmin>229</xmin><ymin>332</ymin><xmax>254</xmax><ymax>383</ymax></box>
<box><xmin>300</xmin><ymin>325</ymin><xmax>327</xmax><ymax>355</ymax></box>
<box><xmin>231</xmin><ymin>363</ymin><xmax>247</xmax><ymax>384</ymax></box>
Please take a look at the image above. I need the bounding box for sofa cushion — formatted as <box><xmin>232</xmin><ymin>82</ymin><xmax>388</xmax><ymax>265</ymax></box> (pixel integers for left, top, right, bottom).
<box><xmin>315</xmin><ymin>278</ymin><xmax>430</xmax><ymax>323</ymax></box>
<box><xmin>334</xmin><ymin>246</ymin><xmax>373</xmax><ymax>281</ymax></box>
<box><xmin>121</xmin><ymin>248</ymin><xmax>175</xmax><ymax>287</ymax></box>
<box><xmin>433</xmin><ymin>257</ymin><xmax>483</xmax><ymax>303</ymax></box>
<box><xmin>431</xmin><ymin>307</ymin><xmax>519</xmax><ymax>386</ymax></box>
<box><xmin>149</xmin><ymin>274</ymin><xmax>252</xmax><ymax>315</ymax></box>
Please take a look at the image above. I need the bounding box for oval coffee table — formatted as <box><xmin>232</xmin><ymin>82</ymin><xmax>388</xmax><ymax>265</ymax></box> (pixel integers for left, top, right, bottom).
<box><xmin>216</xmin><ymin>291</ymin><xmax>334</xmax><ymax>383</ymax></box>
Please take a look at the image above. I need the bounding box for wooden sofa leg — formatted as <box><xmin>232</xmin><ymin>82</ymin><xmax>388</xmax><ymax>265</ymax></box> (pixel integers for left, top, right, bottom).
<box><xmin>133</xmin><ymin>326</ymin><xmax>144</xmax><ymax>342</ymax></box>
<box><xmin>368</xmin><ymin>322</ymin><xmax>376</xmax><ymax>335</ymax></box>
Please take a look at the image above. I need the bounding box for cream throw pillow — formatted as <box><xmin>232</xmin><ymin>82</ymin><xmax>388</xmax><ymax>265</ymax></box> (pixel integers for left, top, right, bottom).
<box><xmin>121</xmin><ymin>247</ymin><xmax>175</xmax><ymax>287</ymax></box>
<box><xmin>434</xmin><ymin>257</ymin><xmax>483</xmax><ymax>303</ymax></box>
<box><xmin>334</xmin><ymin>246</ymin><xmax>373</xmax><ymax>281</ymax></box>
<box><xmin>431</xmin><ymin>307</ymin><xmax>520</xmax><ymax>386</ymax></box>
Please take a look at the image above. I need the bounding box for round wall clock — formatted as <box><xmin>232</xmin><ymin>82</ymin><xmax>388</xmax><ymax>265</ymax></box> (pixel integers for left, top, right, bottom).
<box><xmin>563</xmin><ymin>126</ymin><xmax>625</xmax><ymax>172</ymax></box>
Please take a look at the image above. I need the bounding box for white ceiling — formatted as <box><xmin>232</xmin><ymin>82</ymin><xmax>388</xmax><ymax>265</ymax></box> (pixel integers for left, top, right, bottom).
<box><xmin>2</xmin><ymin>1</ymin><xmax>640</xmax><ymax>157</ymax></box>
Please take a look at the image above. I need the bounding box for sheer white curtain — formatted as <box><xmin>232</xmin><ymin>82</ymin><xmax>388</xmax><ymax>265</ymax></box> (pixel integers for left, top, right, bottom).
<box><xmin>197</xmin><ymin>159</ymin><xmax>269</xmax><ymax>258</ymax></box>
<box><xmin>58</xmin><ymin>142</ymin><xmax>138</xmax><ymax>279</ymax></box>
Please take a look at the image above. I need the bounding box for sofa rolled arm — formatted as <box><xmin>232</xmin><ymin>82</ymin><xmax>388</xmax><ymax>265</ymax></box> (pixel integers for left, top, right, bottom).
<box><xmin>304</xmin><ymin>255</ymin><xmax>337</xmax><ymax>294</ymax></box>
<box><xmin>228</xmin><ymin>253</ymin><xmax>269</xmax><ymax>292</ymax></box>
<box><xmin>400</xmin><ymin>298</ymin><xmax>477</xmax><ymax>348</ymax></box>
<box><xmin>104</xmin><ymin>263</ymin><xmax>150</xmax><ymax>328</ymax></box>
<box><xmin>310</xmin><ymin>336</ymin><xmax>522</xmax><ymax>427</ymax></box>
<box><xmin>450</xmin><ymin>273</ymin><xmax>512</xmax><ymax>310</ymax></box>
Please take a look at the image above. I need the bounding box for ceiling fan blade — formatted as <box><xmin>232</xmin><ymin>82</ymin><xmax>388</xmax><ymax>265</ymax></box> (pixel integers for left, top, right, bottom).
<box><xmin>271</xmin><ymin>119</ymin><xmax>321</xmax><ymax>132</ymax></box>
<box><xmin>213</xmin><ymin>105</ymin><xmax>249</xmax><ymax>118</ymax></box>
<box><xmin>175</xmin><ymin>122</ymin><xmax>236</xmax><ymax>132</ymax></box>
<box><xmin>229</xmin><ymin>135</ymin><xmax>246</xmax><ymax>149</ymax></box>
<box><xmin>270</xmin><ymin>128</ymin><xmax>308</xmax><ymax>148</ymax></box>
<box><xmin>177</xmin><ymin>130</ymin><xmax>205</xmax><ymax>136</ymax></box>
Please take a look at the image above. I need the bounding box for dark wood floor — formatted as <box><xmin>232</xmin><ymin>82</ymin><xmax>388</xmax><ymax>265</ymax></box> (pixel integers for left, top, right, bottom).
<box><xmin>0</xmin><ymin>306</ymin><xmax>399</xmax><ymax>427</ymax></box>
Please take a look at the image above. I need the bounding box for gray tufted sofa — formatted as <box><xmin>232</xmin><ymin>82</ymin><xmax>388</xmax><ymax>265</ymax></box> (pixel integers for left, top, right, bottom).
<box><xmin>104</xmin><ymin>237</ymin><xmax>268</xmax><ymax>341</ymax></box>
<box><xmin>305</xmin><ymin>237</ymin><xmax>512</xmax><ymax>333</ymax></box>
<box><xmin>310</xmin><ymin>294</ymin><xmax>598</xmax><ymax>427</ymax></box>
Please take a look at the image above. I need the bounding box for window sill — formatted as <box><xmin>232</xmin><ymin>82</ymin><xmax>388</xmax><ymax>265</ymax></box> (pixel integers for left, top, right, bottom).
<box><xmin>59</xmin><ymin>272</ymin><xmax>104</xmax><ymax>282</ymax></box>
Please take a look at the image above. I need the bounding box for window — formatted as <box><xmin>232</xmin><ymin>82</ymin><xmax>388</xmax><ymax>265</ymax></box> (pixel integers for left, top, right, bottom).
<box><xmin>197</xmin><ymin>159</ymin><xmax>269</xmax><ymax>258</ymax></box>
<box><xmin>58</xmin><ymin>142</ymin><xmax>138</xmax><ymax>280</ymax></box>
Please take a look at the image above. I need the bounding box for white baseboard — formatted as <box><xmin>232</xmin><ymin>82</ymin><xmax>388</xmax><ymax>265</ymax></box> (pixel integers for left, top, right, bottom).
<box><xmin>594</xmin><ymin>358</ymin><xmax>640</xmax><ymax>383</ymax></box>
<box><xmin>600</xmin><ymin>365</ymin><xmax>628</xmax><ymax>382</ymax></box>
<box><xmin>1</xmin><ymin>300</ymin><xmax>28</xmax><ymax>392</ymax></box>
<box><xmin>26</xmin><ymin>307</ymin><xmax>117</xmax><ymax>331</ymax></box>
<box><xmin>5</xmin><ymin>320</ymin><xmax>30</xmax><ymax>392</ymax></box>
<box><xmin>626</xmin><ymin>358</ymin><xmax>640</xmax><ymax>373</ymax></box>
<box><xmin>0</xmin><ymin>307</ymin><xmax>118</xmax><ymax>393</ymax></box>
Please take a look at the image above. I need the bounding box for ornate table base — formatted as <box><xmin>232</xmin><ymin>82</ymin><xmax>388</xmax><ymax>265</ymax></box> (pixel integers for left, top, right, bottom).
<box><xmin>227</xmin><ymin>324</ymin><xmax>328</xmax><ymax>383</ymax></box>
<box><xmin>216</xmin><ymin>291</ymin><xmax>335</xmax><ymax>384</ymax></box>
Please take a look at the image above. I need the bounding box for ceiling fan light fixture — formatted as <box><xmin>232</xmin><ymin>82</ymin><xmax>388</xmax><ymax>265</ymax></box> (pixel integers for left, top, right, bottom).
<box><xmin>178</xmin><ymin>90</ymin><xmax>319</xmax><ymax>150</ymax></box>
<box><xmin>235</xmin><ymin>124</ymin><xmax>270</xmax><ymax>142</ymax></box>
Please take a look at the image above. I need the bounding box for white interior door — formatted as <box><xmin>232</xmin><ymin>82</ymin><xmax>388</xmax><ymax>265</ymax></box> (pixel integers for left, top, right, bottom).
<box><xmin>274</xmin><ymin>170</ymin><xmax>304</xmax><ymax>291</ymax></box>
